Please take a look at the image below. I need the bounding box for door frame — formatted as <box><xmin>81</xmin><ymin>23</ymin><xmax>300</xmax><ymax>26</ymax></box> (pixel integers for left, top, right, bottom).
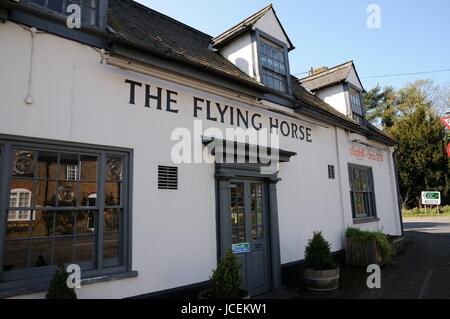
<box><xmin>215</xmin><ymin>163</ymin><xmax>282</xmax><ymax>294</ymax></box>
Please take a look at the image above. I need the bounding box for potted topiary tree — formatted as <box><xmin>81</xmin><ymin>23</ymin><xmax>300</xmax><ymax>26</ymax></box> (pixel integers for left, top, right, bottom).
<box><xmin>46</xmin><ymin>264</ymin><xmax>77</xmax><ymax>299</ymax></box>
<box><xmin>199</xmin><ymin>250</ymin><xmax>249</xmax><ymax>299</ymax></box>
<box><xmin>303</xmin><ymin>231</ymin><xmax>340</xmax><ymax>293</ymax></box>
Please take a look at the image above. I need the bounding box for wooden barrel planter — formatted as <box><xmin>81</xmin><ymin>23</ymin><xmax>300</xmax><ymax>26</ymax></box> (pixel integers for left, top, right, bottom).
<box><xmin>346</xmin><ymin>237</ymin><xmax>386</xmax><ymax>266</ymax></box>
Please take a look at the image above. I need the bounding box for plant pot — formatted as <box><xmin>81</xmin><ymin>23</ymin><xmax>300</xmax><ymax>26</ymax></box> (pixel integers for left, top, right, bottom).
<box><xmin>346</xmin><ymin>236</ymin><xmax>385</xmax><ymax>266</ymax></box>
<box><xmin>304</xmin><ymin>267</ymin><xmax>340</xmax><ymax>293</ymax></box>
<box><xmin>388</xmin><ymin>235</ymin><xmax>406</xmax><ymax>255</ymax></box>
<box><xmin>198</xmin><ymin>288</ymin><xmax>250</xmax><ymax>299</ymax></box>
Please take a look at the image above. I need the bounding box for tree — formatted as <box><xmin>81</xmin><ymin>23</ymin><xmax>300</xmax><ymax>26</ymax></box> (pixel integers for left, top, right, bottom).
<box><xmin>364</xmin><ymin>84</ymin><xmax>397</xmax><ymax>128</ymax></box>
<box><xmin>365</xmin><ymin>80</ymin><xmax>450</xmax><ymax>208</ymax></box>
<box><xmin>46</xmin><ymin>265</ymin><xmax>77</xmax><ymax>299</ymax></box>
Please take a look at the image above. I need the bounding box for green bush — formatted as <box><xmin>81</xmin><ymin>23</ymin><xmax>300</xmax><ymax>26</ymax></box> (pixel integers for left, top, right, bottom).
<box><xmin>304</xmin><ymin>231</ymin><xmax>337</xmax><ymax>270</ymax></box>
<box><xmin>346</xmin><ymin>227</ymin><xmax>394</xmax><ymax>262</ymax></box>
<box><xmin>209</xmin><ymin>250</ymin><xmax>242</xmax><ymax>299</ymax></box>
<box><xmin>46</xmin><ymin>265</ymin><xmax>77</xmax><ymax>299</ymax></box>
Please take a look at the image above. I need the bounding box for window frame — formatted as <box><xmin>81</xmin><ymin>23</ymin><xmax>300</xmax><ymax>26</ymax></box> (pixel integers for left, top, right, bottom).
<box><xmin>347</xmin><ymin>86</ymin><xmax>366</xmax><ymax>126</ymax></box>
<box><xmin>255</xmin><ymin>29</ymin><xmax>291</xmax><ymax>95</ymax></box>
<box><xmin>348</xmin><ymin>163</ymin><xmax>377</xmax><ymax>221</ymax></box>
<box><xmin>0</xmin><ymin>136</ymin><xmax>133</xmax><ymax>286</ymax></box>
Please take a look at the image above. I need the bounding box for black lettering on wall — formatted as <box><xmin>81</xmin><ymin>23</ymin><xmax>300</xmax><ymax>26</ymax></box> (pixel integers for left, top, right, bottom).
<box><xmin>125</xmin><ymin>79</ymin><xmax>142</xmax><ymax>105</ymax></box>
<box><xmin>206</xmin><ymin>100</ymin><xmax>217</xmax><ymax>122</ymax></box>
<box><xmin>216</xmin><ymin>103</ymin><xmax>229</xmax><ymax>123</ymax></box>
<box><xmin>291</xmin><ymin>123</ymin><xmax>298</xmax><ymax>139</ymax></box>
<box><xmin>229</xmin><ymin>106</ymin><xmax>234</xmax><ymax>125</ymax></box>
<box><xmin>298</xmin><ymin>125</ymin><xmax>305</xmax><ymax>140</ymax></box>
<box><xmin>251</xmin><ymin>113</ymin><xmax>262</xmax><ymax>130</ymax></box>
<box><xmin>193</xmin><ymin>97</ymin><xmax>204</xmax><ymax>118</ymax></box>
<box><xmin>145</xmin><ymin>85</ymin><xmax>162</xmax><ymax>109</ymax></box>
<box><xmin>280</xmin><ymin>121</ymin><xmax>290</xmax><ymax>137</ymax></box>
<box><xmin>269</xmin><ymin>118</ymin><xmax>279</xmax><ymax>134</ymax></box>
<box><xmin>236</xmin><ymin>109</ymin><xmax>249</xmax><ymax>128</ymax></box>
<box><xmin>166</xmin><ymin>90</ymin><xmax>179</xmax><ymax>113</ymax></box>
<box><xmin>306</xmin><ymin>128</ymin><xmax>312</xmax><ymax>143</ymax></box>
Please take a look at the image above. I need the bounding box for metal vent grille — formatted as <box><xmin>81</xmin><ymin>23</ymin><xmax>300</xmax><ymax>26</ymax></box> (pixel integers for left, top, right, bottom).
<box><xmin>328</xmin><ymin>165</ymin><xmax>335</xmax><ymax>179</ymax></box>
<box><xmin>158</xmin><ymin>165</ymin><xmax>178</xmax><ymax>190</ymax></box>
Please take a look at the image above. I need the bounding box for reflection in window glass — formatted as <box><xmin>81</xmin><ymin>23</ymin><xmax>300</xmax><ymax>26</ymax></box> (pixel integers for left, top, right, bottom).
<box><xmin>12</xmin><ymin>149</ymin><xmax>35</xmax><ymax>177</ymax></box>
<box><xmin>106</xmin><ymin>156</ymin><xmax>123</xmax><ymax>181</ymax></box>
<box><xmin>349</xmin><ymin>165</ymin><xmax>376</xmax><ymax>219</ymax></box>
<box><xmin>104</xmin><ymin>208</ymin><xmax>121</xmax><ymax>264</ymax></box>
<box><xmin>105</xmin><ymin>182</ymin><xmax>121</xmax><ymax>206</ymax></box>
<box><xmin>37</xmin><ymin>151</ymin><xmax>58</xmax><ymax>179</ymax></box>
<box><xmin>230</xmin><ymin>183</ymin><xmax>245</xmax><ymax>244</ymax></box>
<box><xmin>80</xmin><ymin>155</ymin><xmax>98</xmax><ymax>181</ymax></box>
<box><xmin>2</xmin><ymin>144</ymin><xmax>127</xmax><ymax>276</ymax></box>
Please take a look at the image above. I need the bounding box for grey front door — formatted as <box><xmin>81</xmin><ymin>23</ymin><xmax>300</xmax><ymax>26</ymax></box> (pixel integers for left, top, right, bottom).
<box><xmin>229</xmin><ymin>180</ymin><xmax>269</xmax><ymax>296</ymax></box>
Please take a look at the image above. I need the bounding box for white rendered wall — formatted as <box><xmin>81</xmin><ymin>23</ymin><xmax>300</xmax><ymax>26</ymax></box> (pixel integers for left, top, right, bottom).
<box><xmin>220</xmin><ymin>33</ymin><xmax>256</xmax><ymax>78</ymax></box>
<box><xmin>0</xmin><ymin>22</ymin><xmax>401</xmax><ymax>298</ymax></box>
<box><xmin>316</xmin><ymin>84</ymin><xmax>349</xmax><ymax>116</ymax></box>
<box><xmin>254</xmin><ymin>9</ymin><xmax>291</xmax><ymax>49</ymax></box>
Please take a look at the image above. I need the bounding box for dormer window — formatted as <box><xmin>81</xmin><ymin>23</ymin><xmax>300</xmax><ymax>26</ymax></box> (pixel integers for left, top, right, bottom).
<box><xmin>350</xmin><ymin>90</ymin><xmax>365</xmax><ymax>125</ymax></box>
<box><xmin>259</xmin><ymin>38</ymin><xmax>288</xmax><ymax>93</ymax></box>
<box><xmin>24</xmin><ymin>0</ymin><xmax>100</xmax><ymax>27</ymax></box>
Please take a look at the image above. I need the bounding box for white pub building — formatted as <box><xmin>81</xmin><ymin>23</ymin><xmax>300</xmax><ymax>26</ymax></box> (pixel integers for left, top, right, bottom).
<box><xmin>0</xmin><ymin>0</ymin><xmax>403</xmax><ymax>298</ymax></box>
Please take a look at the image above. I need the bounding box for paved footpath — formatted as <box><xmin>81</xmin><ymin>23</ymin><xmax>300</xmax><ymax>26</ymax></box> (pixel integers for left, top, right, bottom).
<box><xmin>363</xmin><ymin>216</ymin><xmax>450</xmax><ymax>299</ymax></box>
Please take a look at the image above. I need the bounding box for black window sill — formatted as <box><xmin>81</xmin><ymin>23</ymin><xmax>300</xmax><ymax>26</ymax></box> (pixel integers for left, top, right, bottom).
<box><xmin>353</xmin><ymin>217</ymin><xmax>380</xmax><ymax>224</ymax></box>
<box><xmin>0</xmin><ymin>270</ymin><xmax>138</xmax><ymax>299</ymax></box>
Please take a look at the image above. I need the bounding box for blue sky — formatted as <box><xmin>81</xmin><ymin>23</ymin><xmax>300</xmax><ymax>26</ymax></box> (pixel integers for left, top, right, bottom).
<box><xmin>136</xmin><ymin>0</ymin><xmax>450</xmax><ymax>90</ymax></box>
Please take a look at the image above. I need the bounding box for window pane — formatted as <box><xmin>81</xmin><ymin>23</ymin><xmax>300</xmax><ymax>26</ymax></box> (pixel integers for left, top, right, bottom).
<box><xmin>105</xmin><ymin>182</ymin><xmax>121</xmax><ymax>206</ymax></box>
<box><xmin>80</xmin><ymin>183</ymin><xmax>97</xmax><ymax>207</ymax></box>
<box><xmin>55</xmin><ymin>212</ymin><xmax>75</xmax><ymax>236</ymax></box>
<box><xmin>54</xmin><ymin>238</ymin><xmax>74</xmax><ymax>264</ymax></box>
<box><xmin>60</xmin><ymin>153</ymin><xmax>79</xmax><ymax>180</ymax></box>
<box><xmin>3</xmin><ymin>240</ymin><xmax>29</xmax><ymax>271</ymax></box>
<box><xmin>80</xmin><ymin>155</ymin><xmax>98</xmax><ymax>181</ymax></box>
<box><xmin>32</xmin><ymin>211</ymin><xmax>54</xmax><ymax>237</ymax></box>
<box><xmin>76</xmin><ymin>211</ymin><xmax>96</xmax><ymax>234</ymax></box>
<box><xmin>31</xmin><ymin>239</ymin><xmax>52</xmax><ymax>267</ymax></box>
<box><xmin>37</xmin><ymin>151</ymin><xmax>58</xmax><ymax>179</ymax></box>
<box><xmin>104</xmin><ymin>208</ymin><xmax>121</xmax><ymax>261</ymax></box>
<box><xmin>58</xmin><ymin>181</ymin><xmax>78</xmax><ymax>207</ymax></box>
<box><xmin>12</xmin><ymin>149</ymin><xmax>35</xmax><ymax>177</ymax></box>
<box><xmin>36</xmin><ymin>180</ymin><xmax>57</xmax><ymax>207</ymax></box>
<box><xmin>47</xmin><ymin>0</ymin><xmax>64</xmax><ymax>13</ymax></box>
<box><xmin>106</xmin><ymin>156</ymin><xmax>123</xmax><ymax>181</ymax></box>
<box><xmin>6</xmin><ymin>215</ymin><xmax>30</xmax><ymax>239</ymax></box>
<box><xmin>9</xmin><ymin>180</ymin><xmax>33</xmax><ymax>208</ymax></box>
<box><xmin>75</xmin><ymin>236</ymin><xmax>95</xmax><ymax>263</ymax></box>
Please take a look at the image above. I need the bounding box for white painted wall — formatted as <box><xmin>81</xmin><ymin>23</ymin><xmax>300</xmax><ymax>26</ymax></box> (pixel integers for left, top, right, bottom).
<box><xmin>254</xmin><ymin>9</ymin><xmax>291</xmax><ymax>49</ymax></box>
<box><xmin>220</xmin><ymin>33</ymin><xmax>256</xmax><ymax>79</ymax></box>
<box><xmin>315</xmin><ymin>84</ymin><xmax>349</xmax><ymax>116</ymax></box>
<box><xmin>0</xmin><ymin>22</ymin><xmax>401</xmax><ymax>299</ymax></box>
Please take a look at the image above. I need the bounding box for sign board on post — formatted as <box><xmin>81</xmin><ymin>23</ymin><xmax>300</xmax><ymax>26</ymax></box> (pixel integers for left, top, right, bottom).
<box><xmin>421</xmin><ymin>191</ymin><xmax>441</xmax><ymax>205</ymax></box>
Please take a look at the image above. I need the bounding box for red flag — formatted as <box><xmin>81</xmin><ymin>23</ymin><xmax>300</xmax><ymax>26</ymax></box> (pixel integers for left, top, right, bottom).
<box><xmin>447</xmin><ymin>143</ymin><xmax>450</xmax><ymax>157</ymax></box>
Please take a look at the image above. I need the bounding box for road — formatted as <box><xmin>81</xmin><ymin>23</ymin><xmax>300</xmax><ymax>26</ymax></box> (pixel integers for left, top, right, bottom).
<box><xmin>365</xmin><ymin>216</ymin><xmax>450</xmax><ymax>299</ymax></box>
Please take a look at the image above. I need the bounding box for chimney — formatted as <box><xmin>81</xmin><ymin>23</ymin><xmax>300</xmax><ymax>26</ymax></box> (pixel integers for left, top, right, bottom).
<box><xmin>311</xmin><ymin>66</ymin><xmax>328</xmax><ymax>75</ymax></box>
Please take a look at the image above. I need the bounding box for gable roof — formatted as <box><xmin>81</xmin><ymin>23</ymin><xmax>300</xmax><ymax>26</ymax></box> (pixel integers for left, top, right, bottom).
<box><xmin>108</xmin><ymin>0</ymin><xmax>263</xmax><ymax>89</ymax></box>
<box><xmin>300</xmin><ymin>60</ymin><xmax>365</xmax><ymax>93</ymax></box>
<box><xmin>212</xmin><ymin>4</ymin><xmax>294</xmax><ymax>50</ymax></box>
